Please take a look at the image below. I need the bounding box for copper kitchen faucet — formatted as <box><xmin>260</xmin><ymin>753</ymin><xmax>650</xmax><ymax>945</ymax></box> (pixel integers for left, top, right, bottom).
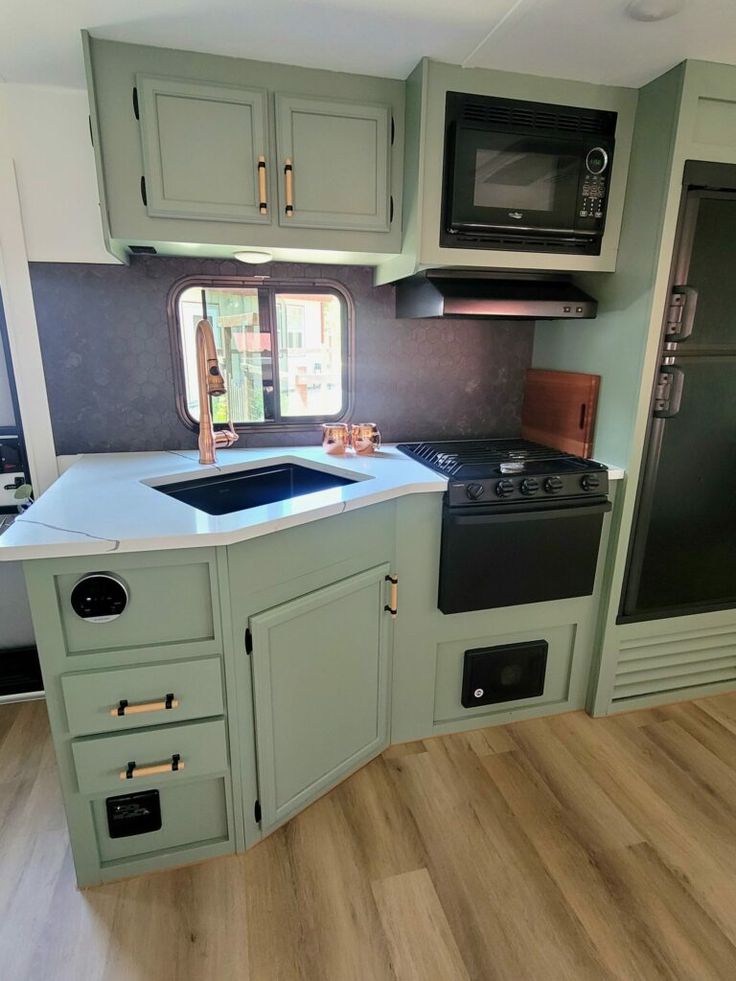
<box><xmin>195</xmin><ymin>319</ymin><xmax>238</xmax><ymax>465</ymax></box>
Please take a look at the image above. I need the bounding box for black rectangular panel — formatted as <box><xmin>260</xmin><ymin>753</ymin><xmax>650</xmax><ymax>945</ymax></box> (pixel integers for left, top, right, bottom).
<box><xmin>106</xmin><ymin>790</ymin><xmax>162</xmax><ymax>839</ymax></box>
<box><xmin>461</xmin><ymin>640</ymin><xmax>548</xmax><ymax>708</ymax></box>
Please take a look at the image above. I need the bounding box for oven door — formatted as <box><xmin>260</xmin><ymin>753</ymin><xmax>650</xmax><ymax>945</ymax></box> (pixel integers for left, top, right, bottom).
<box><xmin>445</xmin><ymin>127</ymin><xmax>585</xmax><ymax>237</ymax></box>
<box><xmin>438</xmin><ymin>498</ymin><xmax>611</xmax><ymax>614</ymax></box>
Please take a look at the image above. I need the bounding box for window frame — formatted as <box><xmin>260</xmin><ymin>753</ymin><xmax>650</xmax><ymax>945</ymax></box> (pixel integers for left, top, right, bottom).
<box><xmin>168</xmin><ymin>274</ymin><xmax>355</xmax><ymax>433</ymax></box>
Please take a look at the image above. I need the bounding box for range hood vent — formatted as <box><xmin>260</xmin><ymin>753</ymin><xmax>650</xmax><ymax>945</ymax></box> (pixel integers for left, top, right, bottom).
<box><xmin>395</xmin><ymin>271</ymin><xmax>598</xmax><ymax>321</ymax></box>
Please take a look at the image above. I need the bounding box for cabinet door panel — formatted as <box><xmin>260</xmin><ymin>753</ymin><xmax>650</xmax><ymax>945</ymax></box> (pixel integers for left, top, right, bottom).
<box><xmin>275</xmin><ymin>94</ymin><xmax>390</xmax><ymax>231</ymax></box>
<box><xmin>250</xmin><ymin>564</ymin><xmax>391</xmax><ymax>830</ymax></box>
<box><xmin>137</xmin><ymin>75</ymin><xmax>269</xmax><ymax>223</ymax></box>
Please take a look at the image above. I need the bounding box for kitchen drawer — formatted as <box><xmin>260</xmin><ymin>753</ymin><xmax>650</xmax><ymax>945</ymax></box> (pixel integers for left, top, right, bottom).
<box><xmin>61</xmin><ymin>657</ymin><xmax>224</xmax><ymax>736</ymax></box>
<box><xmin>54</xmin><ymin>552</ymin><xmax>218</xmax><ymax>656</ymax></box>
<box><xmin>71</xmin><ymin>718</ymin><xmax>228</xmax><ymax>796</ymax></box>
<box><xmin>92</xmin><ymin>776</ymin><xmax>230</xmax><ymax>865</ymax></box>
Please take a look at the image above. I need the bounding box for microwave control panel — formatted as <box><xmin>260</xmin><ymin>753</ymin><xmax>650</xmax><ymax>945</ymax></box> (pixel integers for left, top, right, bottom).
<box><xmin>578</xmin><ymin>147</ymin><xmax>610</xmax><ymax>224</ymax></box>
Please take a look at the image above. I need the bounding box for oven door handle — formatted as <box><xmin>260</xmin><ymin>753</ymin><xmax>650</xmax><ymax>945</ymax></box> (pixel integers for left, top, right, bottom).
<box><xmin>451</xmin><ymin>501</ymin><xmax>612</xmax><ymax>526</ymax></box>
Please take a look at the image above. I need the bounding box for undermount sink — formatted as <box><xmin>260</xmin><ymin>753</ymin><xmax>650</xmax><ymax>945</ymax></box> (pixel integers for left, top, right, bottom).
<box><xmin>153</xmin><ymin>462</ymin><xmax>359</xmax><ymax>516</ymax></box>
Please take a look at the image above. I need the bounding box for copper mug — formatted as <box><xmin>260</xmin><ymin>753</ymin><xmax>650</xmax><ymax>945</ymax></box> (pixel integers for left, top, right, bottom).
<box><xmin>351</xmin><ymin>423</ymin><xmax>382</xmax><ymax>455</ymax></box>
<box><xmin>322</xmin><ymin>423</ymin><xmax>350</xmax><ymax>455</ymax></box>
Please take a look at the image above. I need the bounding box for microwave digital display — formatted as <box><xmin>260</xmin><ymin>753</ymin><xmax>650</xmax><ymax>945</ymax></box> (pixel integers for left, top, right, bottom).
<box><xmin>442</xmin><ymin>92</ymin><xmax>617</xmax><ymax>256</ymax></box>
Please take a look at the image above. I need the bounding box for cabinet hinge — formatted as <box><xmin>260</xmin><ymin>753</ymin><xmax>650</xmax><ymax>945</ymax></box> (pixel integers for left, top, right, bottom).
<box><xmin>391</xmin><ymin>115</ymin><xmax>395</xmax><ymax>146</ymax></box>
<box><xmin>653</xmin><ymin>370</ymin><xmax>672</xmax><ymax>413</ymax></box>
<box><xmin>245</xmin><ymin>627</ymin><xmax>253</xmax><ymax>655</ymax></box>
<box><xmin>390</xmin><ymin>195</ymin><xmax>394</xmax><ymax>224</ymax></box>
<box><xmin>132</xmin><ymin>86</ymin><xmax>140</xmax><ymax>120</ymax></box>
<box><xmin>140</xmin><ymin>176</ymin><xmax>147</xmax><ymax>207</ymax></box>
<box><xmin>664</xmin><ymin>285</ymin><xmax>697</xmax><ymax>341</ymax></box>
<box><xmin>384</xmin><ymin>574</ymin><xmax>398</xmax><ymax>618</ymax></box>
<box><xmin>88</xmin><ymin>115</ymin><xmax>94</xmax><ymax>148</ymax></box>
<box><xmin>254</xmin><ymin>799</ymin><xmax>262</xmax><ymax>823</ymax></box>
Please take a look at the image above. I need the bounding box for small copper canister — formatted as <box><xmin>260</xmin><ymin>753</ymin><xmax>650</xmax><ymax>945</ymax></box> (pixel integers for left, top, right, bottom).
<box><xmin>322</xmin><ymin>423</ymin><xmax>350</xmax><ymax>455</ymax></box>
<box><xmin>351</xmin><ymin>423</ymin><xmax>382</xmax><ymax>455</ymax></box>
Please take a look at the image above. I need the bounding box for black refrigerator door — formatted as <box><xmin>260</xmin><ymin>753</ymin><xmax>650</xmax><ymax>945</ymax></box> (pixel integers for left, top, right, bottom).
<box><xmin>622</xmin><ymin>354</ymin><xmax>736</xmax><ymax>619</ymax></box>
<box><xmin>671</xmin><ymin>194</ymin><xmax>736</xmax><ymax>352</ymax></box>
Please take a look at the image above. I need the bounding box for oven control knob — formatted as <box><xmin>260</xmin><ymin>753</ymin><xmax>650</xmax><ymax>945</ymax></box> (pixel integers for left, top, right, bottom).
<box><xmin>495</xmin><ymin>479</ymin><xmax>515</xmax><ymax>498</ymax></box>
<box><xmin>544</xmin><ymin>476</ymin><xmax>563</xmax><ymax>494</ymax></box>
<box><xmin>581</xmin><ymin>474</ymin><xmax>601</xmax><ymax>491</ymax></box>
<box><xmin>520</xmin><ymin>478</ymin><xmax>539</xmax><ymax>496</ymax></box>
<box><xmin>465</xmin><ymin>482</ymin><xmax>485</xmax><ymax>500</ymax></box>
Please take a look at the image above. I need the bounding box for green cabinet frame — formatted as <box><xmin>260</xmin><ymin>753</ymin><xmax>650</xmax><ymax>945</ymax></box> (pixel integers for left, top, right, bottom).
<box><xmin>136</xmin><ymin>74</ymin><xmax>270</xmax><ymax>223</ymax></box>
<box><xmin>275</xmin><ymin>93</ymin><xmax>391</xmax><ymax>232</ymax></box>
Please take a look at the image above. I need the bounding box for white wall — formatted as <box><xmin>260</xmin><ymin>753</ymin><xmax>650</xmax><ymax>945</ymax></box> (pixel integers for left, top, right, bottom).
<box><xmin>0</xmin><ymin>341</ymin><xmax>15</xmax><ymax>427</ymax></box>
<box><xmin>0</xmin><ymin>84</ymin><xmax>116</xmax><ymax>264</ymax></box>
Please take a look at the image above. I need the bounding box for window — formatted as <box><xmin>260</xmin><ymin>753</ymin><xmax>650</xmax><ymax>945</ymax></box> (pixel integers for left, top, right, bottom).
<box><xmin>171</xmin><ymin>277</ymin><xmax>352</xmax><ymax>430</ymax></box>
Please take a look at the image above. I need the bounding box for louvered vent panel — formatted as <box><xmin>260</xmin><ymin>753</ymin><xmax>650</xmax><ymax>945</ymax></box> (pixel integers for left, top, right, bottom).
<box><xmin>612</xmin><ymin>626</ymin><xmax>736</xmax><ymax>702</ymax></box>
<box><xmin>461</xmin><ymin>99</ymin><xmax>611</xmax><ymax>135</ymax></box>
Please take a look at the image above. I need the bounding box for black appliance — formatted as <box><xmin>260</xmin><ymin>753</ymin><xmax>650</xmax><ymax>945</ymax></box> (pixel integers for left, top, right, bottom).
<box><xmin>397</xmin><ymin>439</ymin><xmax>611</xmax><ymax>614</ymax></box>
<box><xmin>461</xmin><ymin>641</ymin><xmax>548</xmax><ymax>708</ymax></box>
<box><xmin>395</xmin><ymin>270</ymin><xmax>597</xmax><ymax>321</ymax></box>
<box><xmin>621</xmin><ymin>162</ymin><xmax>736</xmax><ymax>622</ymax></box>
<box><xmin>441</xmin><ymin>91</ymin><xmax>616</xmax><ymax>255</ymax></box>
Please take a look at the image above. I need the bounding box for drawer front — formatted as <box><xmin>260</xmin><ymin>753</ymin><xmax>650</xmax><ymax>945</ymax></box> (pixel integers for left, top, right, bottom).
<box><xmin>72</xmin><ymin>719</ymin><xmax>228</xmax><ymax>796</ymax></box>
<box><xmin>61</xmin><ymin>657</ymin><xmax>224</xmax><ymax>736</ymax></box>
<box><xmin>92</xmin><ymin>776</ymin><xmax>230</xmax><ymax>865</ymax></box>
<box><xmin>55</xmin><ymin>554</ymin><xmax>217</xmax><ymax>656</ymax></box>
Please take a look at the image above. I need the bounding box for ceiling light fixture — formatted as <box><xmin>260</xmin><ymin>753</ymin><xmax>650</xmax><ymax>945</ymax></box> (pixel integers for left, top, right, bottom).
<box><xmin>626</xmin><ymin>0</ymin><xmax>686</xmax><ymax>22</ymax></box>
<box><xmin>233</xmin><ymin>250</ymin><xmax>273</xmax><ymax>264</ymax></box>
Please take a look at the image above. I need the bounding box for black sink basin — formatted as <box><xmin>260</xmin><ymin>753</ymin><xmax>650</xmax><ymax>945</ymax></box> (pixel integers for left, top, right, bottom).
<box><xmin>154</xmin><ymin>463</ymin><xmax>358</xmax><ymax>516</ymax></box>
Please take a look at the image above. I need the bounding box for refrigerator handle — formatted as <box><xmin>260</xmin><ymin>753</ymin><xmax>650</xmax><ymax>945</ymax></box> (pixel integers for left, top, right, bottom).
<box><xmin>665</xmin><ymin>285</ymin><xmax>698</xmax><ymax>342</ymax></box>
<box><xmin>653</xmin><ymin>365</ymin><xmax>685</xmax><ymax>418</ymax></box>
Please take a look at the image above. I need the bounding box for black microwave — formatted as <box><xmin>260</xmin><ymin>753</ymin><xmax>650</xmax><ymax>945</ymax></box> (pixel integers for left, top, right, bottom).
<box><xmin>441</xmin><ymin>92</ymin><xmax>617</xmax><ymax>256</ymax></box>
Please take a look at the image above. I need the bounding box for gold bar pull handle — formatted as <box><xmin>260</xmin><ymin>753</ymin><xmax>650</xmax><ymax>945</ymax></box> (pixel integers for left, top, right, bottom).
<box><xmin>257</xmin><ymin>155</ymin><xmax>267</xmax><ymax>215</ymax></box>
<box><xmin>384</xmin><ymin>574</ymin><xmax>398</xmax><ymax>618</ymax></box>
<box><xmin>121</xmin><ymin>754</ymin><xmax>184</xmax><ymax>781</ymax></box>
<box><xmin>284</xmin><ymin>158</ymin><xmax>294</xmax><ymax>217</ymax></box>
<box><xmin>111</xmin><ymin>693</ymin><xmax>179</xmax><ymax>717</ymax></box>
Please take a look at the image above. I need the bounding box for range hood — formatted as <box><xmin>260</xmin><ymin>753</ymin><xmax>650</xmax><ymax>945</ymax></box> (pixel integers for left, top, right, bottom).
<box><xmin>395</xmin><ymin>271</ymin><xmax>598</xmax><ymax>321</ymax></box>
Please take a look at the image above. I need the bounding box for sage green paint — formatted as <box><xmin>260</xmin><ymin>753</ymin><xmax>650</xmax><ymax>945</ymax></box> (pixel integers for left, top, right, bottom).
<box><xmin>136</xmin><ymin>75</ymin><xmax>270</xmax><ymax>224</ymax></box>
<box><xmin>71</xmin><ymin>718</ymin><xmax>228</xmax><ymax>795</ymax></box>
<box><xmin>391</xmin><ymin>491</ymin><xmax>618</xmax><ymax>741</ymax></box>
<box><xmin>275</xmin><ymin>94</ymin><xmax>391</xmax><ymax>232</ymax></box>
<box><xmin>83</xmin><ymin>33</ymin><xmax>404</xmax><ymax>261</ymax></box>
<box><xmin>375</xmin><ymin>58</ymin><xmax>638</xmax><ymax>284</ymax></box>
<box><xmin>61</xmin><ymin>655</ymin><xmax>224</xmax><ymax>736</ymax></box>
<box><xmin>92</xmin><ymin>776</ymin><xmax>230</xmax><ymax>865</ymax></box>
<box><xmin>224</xmin><ymin>501</ymin><xmax>396</xmax><ymax>843</ymax></box>
<box><xmin>533</xmin><ymin>60</ymin><xmax>736</xmax><ymax>716</ymax></box>
<box><xmin>23</xmin><ymin>547</ymin><xmax>236</xmax><ymax>887</ymax></box>
<box><xmin>250</xmin><ymin>564</ymin><xmax>391</xmax><ymax>831</ymax></box>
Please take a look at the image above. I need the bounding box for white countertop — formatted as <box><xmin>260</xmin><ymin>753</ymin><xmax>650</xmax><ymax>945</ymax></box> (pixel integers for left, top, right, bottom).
<box><xmin>0</xmin><ymin>446</ymin><xmax>624</xmax><ymax>561</ymax></box>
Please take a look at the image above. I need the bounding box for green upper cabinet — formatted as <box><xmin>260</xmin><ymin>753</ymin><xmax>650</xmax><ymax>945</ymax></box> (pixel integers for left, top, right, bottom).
<box><xmin>83</xmin><ymin>35</ymin><xmax>405</xmax><ymax>263</ymax></box>
<box><xmin>274</xmin><ymin>94</ymin><xmax>391</xmax><ymax>232</ymax></box>
<box><xmin>249</xmin><ymin>564</ymin><xmax>392</xmax><ymax>832</ymax></box>
<box><xmin>136</xmin><ymin>76</ymin><xmax>269</xmax><ymax>224</ymax></box>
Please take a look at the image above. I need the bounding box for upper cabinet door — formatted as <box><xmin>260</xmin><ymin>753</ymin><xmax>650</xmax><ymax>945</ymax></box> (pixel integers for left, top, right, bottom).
<box><xmin>136</xmin><ymin>75</ymin><xmax>269</xmax><ymax>223</ymax></box>
<box><xmin>249</xmin><ymin>564</ymin><xmax>392</xmax><ymax>832</ymax></box>
<box><xmin>275</xmin><ymin>94</ymin><xmax>391</xmax><ymax>232</ymax></box>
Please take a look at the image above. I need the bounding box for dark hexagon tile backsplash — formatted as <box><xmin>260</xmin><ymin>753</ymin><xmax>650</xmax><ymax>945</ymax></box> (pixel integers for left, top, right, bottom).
<box><xmin>29</xmin><ymin>257</ymin><xmax>534</xmax><ymax>455</ymax></box>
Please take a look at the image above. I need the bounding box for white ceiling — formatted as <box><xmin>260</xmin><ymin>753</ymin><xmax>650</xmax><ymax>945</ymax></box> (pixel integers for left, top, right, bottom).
<box><xmin>2</xmin><ymin>0</ymin><xmax>736</xmax><ymax>90</ymax></box>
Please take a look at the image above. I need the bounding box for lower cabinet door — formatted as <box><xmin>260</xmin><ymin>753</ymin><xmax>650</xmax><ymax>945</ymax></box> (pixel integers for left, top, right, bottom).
<box><xmin>249</xmin><ymin>563</ymin><xmax>392</xmax><ymax>830</ymax></box>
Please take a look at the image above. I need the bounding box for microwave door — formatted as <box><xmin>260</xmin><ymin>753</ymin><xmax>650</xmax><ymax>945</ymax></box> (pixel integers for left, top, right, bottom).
<box><xmin>448</xmin><ymin>129</ymin><xmax>582</xmax><ymax>235</ymax></box>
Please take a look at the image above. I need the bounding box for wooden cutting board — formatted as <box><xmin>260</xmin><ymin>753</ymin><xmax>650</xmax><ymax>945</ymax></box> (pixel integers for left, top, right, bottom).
<box><xmin>521</xmin><ymin>368</ymin><xmax>600</xmax><ymax>458</ymax></box>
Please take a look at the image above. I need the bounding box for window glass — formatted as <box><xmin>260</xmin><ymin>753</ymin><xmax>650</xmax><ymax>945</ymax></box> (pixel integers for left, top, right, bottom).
<box><xmin>175</xmin><ymin>282</ymin><xmax>348</xmax><ymax>428</ymax></box>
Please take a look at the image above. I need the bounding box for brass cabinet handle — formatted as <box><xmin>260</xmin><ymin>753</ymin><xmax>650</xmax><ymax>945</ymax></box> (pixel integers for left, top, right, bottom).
<box><xmin>257</xmin><ymin>155</ymin><xmax>267</xmax><ymax>215</ymax></box>
<box><xmin>111</xmin><ymin>693</ymin><xmax>179</xmax><ymax>717</ymax></box>
<box><xmin>121</xmin><ymin>753</ymin><xmax>184</xmax><ymax>780</ymax></box>
<box><xmin>284</xmin><ymin>158</ymin><xmax>294</xmax><ymax>217</ymax></box>
<box><xmin>384</xmin><ymin>574</ymin><xmax>398</xmax><ymax>618</ymax></box>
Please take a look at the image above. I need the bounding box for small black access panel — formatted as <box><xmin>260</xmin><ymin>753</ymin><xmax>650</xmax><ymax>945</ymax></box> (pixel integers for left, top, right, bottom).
<box><xmin>461</xmin><ymin>640</ymin><xmax>548</xmax><ymax>708</ymax></box>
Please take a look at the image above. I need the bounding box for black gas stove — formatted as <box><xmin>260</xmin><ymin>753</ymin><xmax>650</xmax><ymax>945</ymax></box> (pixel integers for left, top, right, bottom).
<box><xmin>397</xmin><ymin>438</ymin><xmax>608</xmax><ymax>507</ymax></box>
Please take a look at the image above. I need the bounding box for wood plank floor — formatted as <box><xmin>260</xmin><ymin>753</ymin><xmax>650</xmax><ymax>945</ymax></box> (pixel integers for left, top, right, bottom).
<box><xmin>4</xmin><ymin>696</ymin><xmax>736</xmax><ymax>980</ymax></box>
